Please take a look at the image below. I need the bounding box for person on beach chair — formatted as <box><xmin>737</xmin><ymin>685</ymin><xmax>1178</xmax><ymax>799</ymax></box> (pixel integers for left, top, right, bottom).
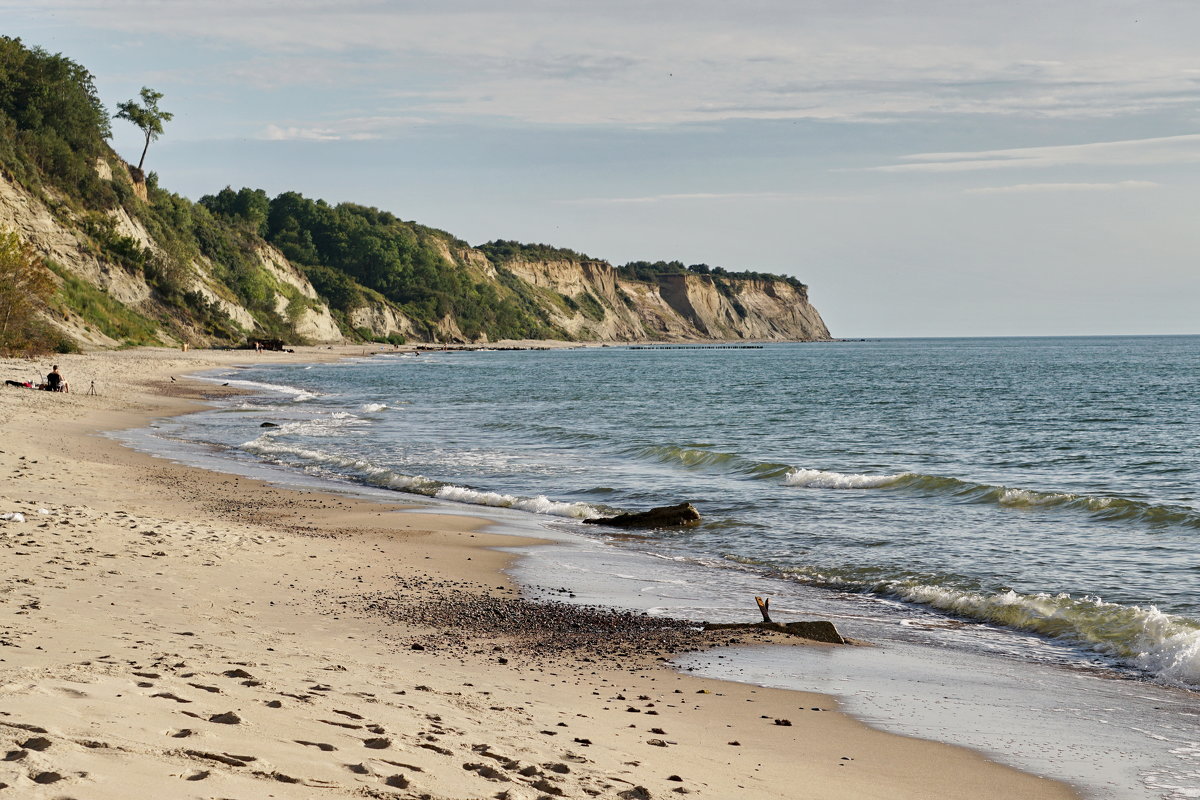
<box><xmin>45</xmin><ymin>365</ymin><xmax>68</xmax><ymax>392</ymax></box>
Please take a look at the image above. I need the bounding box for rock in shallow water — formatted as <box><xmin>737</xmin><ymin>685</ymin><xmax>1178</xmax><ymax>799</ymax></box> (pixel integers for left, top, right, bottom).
<box><xmin>583</xmin><ymin>503</ymin><xmax>700</xmax><ymax>529</ymax></box>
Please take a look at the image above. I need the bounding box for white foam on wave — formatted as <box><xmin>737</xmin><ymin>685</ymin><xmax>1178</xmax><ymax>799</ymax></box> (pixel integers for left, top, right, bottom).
<box><xmin>883</xmin><ymin>582</ymin><xmax>1200</xmax><ymax>687</ymax></box>
<box><xmin>784</xmin><ymin>468</ymin><xmax>903</xmax><ymax>489</ymax></box>
<box><xmin>265</xmin><ymin>414</ymin><xmax>364</xmax><ymax>438</ymax></box>
<box><xmin>433</xmin><ymin>486</ymin><xmax>601</xmax><ymax>519</ymax></box>
<box><xmin>363</xmin><ymin>468</ymin><xmax>437</xmax><ymax>492</ymax></box>
<box><xmin>998</xmin><ymin>487</ymin><xmax>1079</xmax><ymax>506</ymax></box>
<box><xmin>239</xmin><ymin>437</ymin><xmax>439</xmax><ymax>493</ymax></box>
<box><xmin>360</xmin><ymin>403</ymin><xmax>388</xmax><ymax>412</ymax></box>
<box><xmin>241</xmin><ymin>437</ymin><xmax>368</xmax><ymax>469</ymax></box>
<box><xmin>213</xmin><ymin>378</ymin><xmax>320</xmax><ymax>402</ymax></box>
<box><xmin>1130</xmin><ymin>608</ymin><xmax>1200</xmax><ymax>687</ymax></box>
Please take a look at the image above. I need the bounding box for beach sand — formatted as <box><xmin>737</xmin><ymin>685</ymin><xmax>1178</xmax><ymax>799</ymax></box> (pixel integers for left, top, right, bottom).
<box><xmin>0</xmin><ymin>347</ymin><xmax>1080</xmax><ymax>799</ymax></box>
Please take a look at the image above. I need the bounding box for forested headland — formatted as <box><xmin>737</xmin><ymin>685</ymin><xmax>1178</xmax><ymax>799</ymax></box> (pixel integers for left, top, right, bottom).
<box><xmin>0</xmin><ymin>37</ymin><xmax>830</xmax><ymax>354</ymax></box>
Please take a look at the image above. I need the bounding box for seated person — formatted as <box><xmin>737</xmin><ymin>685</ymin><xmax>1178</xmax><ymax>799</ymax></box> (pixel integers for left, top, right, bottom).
<box><xmin>45</xmin><ymin>365</ymin><xmax>67</xmax><ymax>392</ymax></box>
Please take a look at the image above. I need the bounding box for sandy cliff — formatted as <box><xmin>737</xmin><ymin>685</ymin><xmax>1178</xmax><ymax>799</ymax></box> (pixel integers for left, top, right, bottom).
<box><xmin>500</xmin><ymin>257</ymin><xmax>831</xmax><ymax>342</ymax></box>
<box><xmin>1</xmin><ymin>163</ymin><xmax>830</xmax><ymax>347</ymax></box>
<box><xmin>0</xmin><ymin>165</ymin><xmax>344</xmax><ymax>346</ymax></box>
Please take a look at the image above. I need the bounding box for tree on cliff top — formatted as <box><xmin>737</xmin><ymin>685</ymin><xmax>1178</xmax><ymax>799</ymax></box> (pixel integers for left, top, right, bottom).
<box><xmin>115</xmin><ymin>87</ymin><xmax>172</xmax><ymax>176</ymax></box>
<box><xmin>0</xmin><ymin>37</ymin><xmax>115</xmax><ymax>207</ymax></box>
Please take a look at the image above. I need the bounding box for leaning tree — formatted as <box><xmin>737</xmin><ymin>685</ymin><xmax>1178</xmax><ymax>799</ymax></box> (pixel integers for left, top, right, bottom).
<box><xmin>114</xmin><ymin>86</ymin><xmax>173</xmax><ymax>179</ymax></box>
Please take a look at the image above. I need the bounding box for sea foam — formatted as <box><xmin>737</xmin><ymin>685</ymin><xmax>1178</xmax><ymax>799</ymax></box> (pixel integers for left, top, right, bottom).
<box><xmin>208</xmin><ymin>377</ymin><xmax>319</xmax><ymax>402</ymax></box>
<box><xmin>784</xmin><ymin>468</ymin><xmax>904</xmax><ymax>489</ymax></box>
<box><xmin>877</xmin><ymin>581</ymin><xmax>1200</xmax><ymax>687</ymax></box>
<box><xmin>433</xmin><ymin>486</ymin><xmax>601</xmax><ymax>518</ymax></box>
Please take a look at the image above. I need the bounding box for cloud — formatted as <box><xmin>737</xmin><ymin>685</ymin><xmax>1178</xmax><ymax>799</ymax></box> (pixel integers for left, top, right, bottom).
<box><xmin>566</xmin><ymin>191</ymin><xmax>798</xmax><ymax>205</ymax></box>
<box><xmin>261</xmin><ymin>125</ymin><xmax>344</xmax><ymax>141</ymax></box>
<box><xmin>871</xmin><ymin>134</ymin><xmax>1200</xmax><ymax>173</ymax></box>
<box><xmin>19</xmin><ymin>0</ymin><xmax>1200</xmax><ymax>128</ymax></box>
<box><xmin>259</xmin><ymin>115</ymin><xmax>430</xmax><ymax>141</ymax></box>
<box><xmin>965</xmin><ymin>180</ymin><xmax>1161</xmax><ymax>194</ymax></box>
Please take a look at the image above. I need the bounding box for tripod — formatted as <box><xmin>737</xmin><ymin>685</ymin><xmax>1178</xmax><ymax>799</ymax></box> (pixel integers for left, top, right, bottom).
<box><xmin>87</xmin><ymin>380</ymin><xmax>97</xmax><ymax>396</ymax></box>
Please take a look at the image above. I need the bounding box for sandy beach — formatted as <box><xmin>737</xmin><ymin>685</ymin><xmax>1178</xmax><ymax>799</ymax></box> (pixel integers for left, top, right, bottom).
<box><xmin>0</xmin><ymin>347</ymin><xmax>1080</xmax><ymax>799</ymax></box>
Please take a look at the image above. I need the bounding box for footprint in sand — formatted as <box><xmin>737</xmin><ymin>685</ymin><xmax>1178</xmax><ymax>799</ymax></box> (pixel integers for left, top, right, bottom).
<box><xmin>30</xmin><ymin>771</ymin><xmax>63</xmax><ymax>784</ymax></box>
<box><xmin>151</xmin><ymin>692</ymin><xmax>192</xmax><ymax>704</ymax></box>
<box><xmin>295</xmin><ymin>740</ymin><xmax>337</xmax><ymax>752</ymax></box>
<box><xmin>187</xmin><ymin>683</ymin><xmax>221</xmax><ymax>694</ymax></box>
<box><xmin>182</xmin><ymin>769</ymin><xmax>210</xmax><ymax>781</ymax></box>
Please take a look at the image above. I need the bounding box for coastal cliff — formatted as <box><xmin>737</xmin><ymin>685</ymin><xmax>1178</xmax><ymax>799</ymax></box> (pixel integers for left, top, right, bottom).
<box><xmin>498</xmin><ymin>256</ymin><xmax>830</xmax><ymax>342</ymax></box>
<box><xmin>0</xmin><ymin>162</ymin><xmax>831</xmax><ymax>348</ymax></box>
<box><xmin>0</xmin><ymin>37</ymin><xmax>831</xmax><ymax>351</ymax></box>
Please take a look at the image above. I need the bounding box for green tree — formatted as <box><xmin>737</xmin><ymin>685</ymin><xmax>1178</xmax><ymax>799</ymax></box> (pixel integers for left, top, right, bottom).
<box><xmin>114</xmin><ymin>86</ymin><xmax>172</xmax><ymax>175</ymax></box>
<box><xmin>0</xmin><ymin>37</ymin><xmax>115</xmax><ymax>206</ymax></box>
<box><xmin>0</xmin><ymin>229</ymin><xmax>57</xmax><ymax>355</ymax></box>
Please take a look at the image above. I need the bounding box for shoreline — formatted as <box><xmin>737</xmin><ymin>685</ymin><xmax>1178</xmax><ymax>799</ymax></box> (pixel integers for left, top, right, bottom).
<box><xmin>0</xmin><ymin>346</ymin><xmax>1079</xmax><ymax>798</ymax></box>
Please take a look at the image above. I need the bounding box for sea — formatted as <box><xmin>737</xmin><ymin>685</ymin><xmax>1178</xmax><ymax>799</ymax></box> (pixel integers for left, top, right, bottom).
<box><xmin>115</xmin><ymin>336</ymin><xmax>1200</xmax><ymax>799</ymax></box>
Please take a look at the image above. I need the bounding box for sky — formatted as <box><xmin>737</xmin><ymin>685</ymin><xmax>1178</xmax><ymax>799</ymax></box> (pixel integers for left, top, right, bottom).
<box><xmin>6</xmin><ymin>0</ymin><xmax>1200</xmax><ymax>337</ymax></box>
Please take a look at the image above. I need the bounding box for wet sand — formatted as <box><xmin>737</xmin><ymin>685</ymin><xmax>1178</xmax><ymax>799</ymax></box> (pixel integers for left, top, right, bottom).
<box><xmin>0</xmin><ymin>346</ymin><xmax>1079</xmax><ymax>798</ymax></box>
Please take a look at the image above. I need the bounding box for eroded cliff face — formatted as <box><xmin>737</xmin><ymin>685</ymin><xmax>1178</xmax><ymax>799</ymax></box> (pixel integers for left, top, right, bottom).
<box><xmin>496</xmin><ymin>257</ymin><xmax>831</xmax><ymax>342</ymax></box>
<box><xmin>348</xmin><ymin>301</ymin><xmax>418</xmax><ymax>341</ymax></box>
<box><xmin>654</xmin><ymin>273</ymin><xmax>831</xmax><ymax>340</ymax></box>
<box><xmin>2</xmin><ymin>159</ymin><xmax>829</xmax><ymax>348</ymax></box>
<box><xmin>0</xmin><ymin>166</ymin><xmax>344</xmax><ymax>346</ymax></box>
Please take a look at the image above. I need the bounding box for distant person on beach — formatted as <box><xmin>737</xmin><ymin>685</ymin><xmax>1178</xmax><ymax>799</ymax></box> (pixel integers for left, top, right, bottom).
<box><xmin>45</xmin><ymin>365</ymin><xmax>67</xmax><ymax>392</ymax></box>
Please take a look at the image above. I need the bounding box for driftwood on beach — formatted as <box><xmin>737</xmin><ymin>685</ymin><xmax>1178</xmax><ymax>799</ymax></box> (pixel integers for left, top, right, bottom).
<box><xmin>702</xmin><ymin>596</ymin><xmax>846</xmax><ymax>644</ymax></box>
<box><xmin>583</xmin><ymin>502</ymin><xmax>701</xmax><ymax>528</ymax></box>
<box><xmin>703</xmin><ymin>619</ymin><xmax>846</xmax><ymax>644</ymax></box>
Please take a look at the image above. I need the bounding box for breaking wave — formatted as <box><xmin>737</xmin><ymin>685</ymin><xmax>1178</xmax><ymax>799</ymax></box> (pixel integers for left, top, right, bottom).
<box><xmin>239</xmin><ymin>434</ymin><xmax>602</xmax><ymax>519</ymax></box>
<box><xmin>882</xmin><ymin>583</ymin><xmax>1200</xmax><ymax>686</ymax></box>
<box><xmin>629</xmin><ymin>444</ymin><xmax>792</xmax><ymax>479</ymax></box>
<box><xmin>777</xmin><ymin>467</ymin><xmax>1200</xmax><ymax>528</ymax></box>
<box><xmin>784</xmin><ymin>468</ymin><xmax>904</xmax><ymax>489</ymax></box>
<box><xmin>884</xmin><ymin>473</ymin><xmax>1200</xmax><ymax>529</ymax></box>
<box><xmin>433</xmin><ymin>486</ymin><xmax>602</xmax><ymax>519</ymax></box>
<box><xmin>635</xmin><ymin>443</ymin><xmax>1200</xmax><ymax>529</ymax></box>
<box><xmin>206</xmin><ymin>377</ymin><xmax>320</xmax><ymax>402</ymax></box>
<box><xmin>752</xmin><ymin>557</ymin><xmax>1200</xmax><ymax>687</ymax></box>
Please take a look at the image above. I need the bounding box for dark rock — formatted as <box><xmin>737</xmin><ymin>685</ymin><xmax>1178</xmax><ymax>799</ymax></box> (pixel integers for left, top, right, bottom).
<box><xmin>702</xmin><ymin>619</ymin><xmax>845</xmax><ymax>644</ymax></box>
<box><xmin>781</xmin><ymin>620</ymin><xmax>845</xmax><ymax>644</ymax></box>
<box><xmin>583</xmin><ymin>503</ymin><xmax>700</xmax><ymax>529</ymax></box>
<box><xmin>259</xmin><ymin>422</ymin><xmax>279</xmax><ymax>428</ymax></box>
